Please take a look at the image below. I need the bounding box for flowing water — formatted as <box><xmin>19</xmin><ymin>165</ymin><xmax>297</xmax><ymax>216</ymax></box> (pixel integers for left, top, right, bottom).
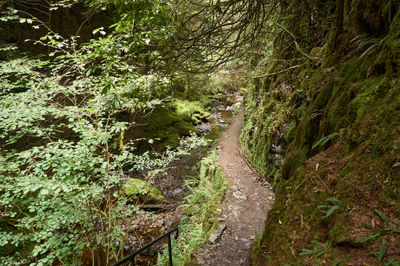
<box><xmin>114</xmin><ymin>93</ymin><xmax>243</xmax><ymax>265</ymax></box>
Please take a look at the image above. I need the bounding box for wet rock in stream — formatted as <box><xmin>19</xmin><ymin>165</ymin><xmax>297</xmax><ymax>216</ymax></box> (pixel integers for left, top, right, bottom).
<box><xmin>196</xmin><ymin>123</ymin><xmax>212</xmax><ymax>134</ymax></box>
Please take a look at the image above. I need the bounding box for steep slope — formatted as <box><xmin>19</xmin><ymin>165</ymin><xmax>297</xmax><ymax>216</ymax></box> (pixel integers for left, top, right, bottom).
<box><xmin>241</xmin><ymin>1</ymin><xmax>400</xmax><ymax>264</ymax></box>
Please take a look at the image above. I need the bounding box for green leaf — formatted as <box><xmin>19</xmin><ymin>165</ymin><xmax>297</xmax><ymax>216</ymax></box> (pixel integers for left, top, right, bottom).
<box><xmin>322</xmin><ymin>205</ymin><xmax>339</xmax><ymax>219</ymax></box>
<box><xmin>355</xmin><ymin>233</ymin><xmax>380</xmax><ymax>244</ymax></box>
<box><xmin>375</xmin><ymin>209</ymin><xmax>388</xmax><ymax>226</ymax></box>
<box><xmin>312</xmin><ymin>132</ymin><xmax>339</xmax><ymax>150</ymax></box>
<box><xmin>317</xmin><ymin>204</ymin><xmax>331</xmax><ymax>209</ymax></box>
<box><xmin>326</xmin><ymin>197</ymin><xmax>340</xmax><ymax>203</ymax></box>
<box><xmin>384</xmin><ymin>227</ymin><xmax>400</xmax><ymax>233</ymax></box>
<box><xmin>299</xmin><ymin>249</ymin><xmax>314</xmax><ymax>256</ymax></box>
<box><xmin>378</xmin><ymin>239</ymin><xmax>387</xmax><ymax>262</ymax></box>
<box><xmin>333</xmin><ymin>256</ymin><xmax>350</xmax><ymax>266</ymax></box>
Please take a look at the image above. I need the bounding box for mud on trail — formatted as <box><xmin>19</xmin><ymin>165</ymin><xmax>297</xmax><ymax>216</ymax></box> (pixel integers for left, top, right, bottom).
<box><xmin>195</xmin><ymin>110</ymin><xmax>275</xmax><ymax>265</ymax></box>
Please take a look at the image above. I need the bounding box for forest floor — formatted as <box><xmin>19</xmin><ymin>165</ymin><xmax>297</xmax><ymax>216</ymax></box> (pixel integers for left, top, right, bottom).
<box><xmin>194</xmin><ymin>109</ymin><xmax>275</xmax><ymax>265</ymax></box>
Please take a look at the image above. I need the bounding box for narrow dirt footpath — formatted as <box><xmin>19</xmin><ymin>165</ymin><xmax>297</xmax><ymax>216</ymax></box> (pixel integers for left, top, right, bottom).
<box><xmin>195</xmin><ymin>110</ymin><xmax>274</xmax><ymax>265</ymax></box>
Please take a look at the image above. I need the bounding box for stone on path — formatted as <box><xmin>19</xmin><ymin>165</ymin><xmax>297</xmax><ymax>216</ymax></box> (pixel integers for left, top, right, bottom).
<box><xmin>208</xmin><ymin>224</ymin><xmax>226</xmax><ymax>243</ymax></box>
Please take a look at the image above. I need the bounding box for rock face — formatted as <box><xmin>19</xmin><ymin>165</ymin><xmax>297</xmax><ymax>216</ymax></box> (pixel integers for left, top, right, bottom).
<box><xmin>242</xmin><ymin>1</ymin><xmax>400</xmax><ymax>265</ymax></box>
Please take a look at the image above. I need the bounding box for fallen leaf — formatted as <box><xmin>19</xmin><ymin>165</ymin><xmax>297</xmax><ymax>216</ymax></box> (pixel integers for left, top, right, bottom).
<box><xmin>371</xmin><ymin>218</ymin><xmax>376</xmax><ymax>228</ymax></box>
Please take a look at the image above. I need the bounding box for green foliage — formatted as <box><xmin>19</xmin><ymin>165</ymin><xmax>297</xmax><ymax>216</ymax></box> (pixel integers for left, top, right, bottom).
<box><xmin>316</xmin><ymin>197</ymin><xmax>341</xmax><ymax>220</ymax></box>
<box><xmin>355</xmin><ymin>233</ymin><xmax>381</xmax><ymax>244</ymax></box>
<box><xmin>157</xmin><ymin>150</ymin><xmax>228</xmax><ymax>265</ymax></box>
<box><xmin>354</xmin><ymin>209</ymin><xmax>400</xmax><ymax>248</ymax></box>
<box><xmin>299</xmin><ymin>240</ymin><xmax>333</xmax><ymax>262</ymax></box>
<box><xmin>375</xmin><ymin>209</ymin><xmax>389</xmax><ymax>227</ymax></box>
<box><xmin>0</xmin><ymin>80</ymin><xmax>206</xmax><ymax>264</ymax></box>
<box><xmin>312</xmin><ymin>133</ymin><xmax>339</xmax><ymax>150</ymax></box>
<box><xmin>333</xmin><ymin>256</ymin><xmax>350</xmax><ymax>266</ymax></box>
<box><xmin>351</xmin><ymin>34</ymin><xmax>388</xmax><ymax>62</ymax></box>
<box><xmin>377</xmin><ymin>238</ymin><xmax>387</xmax><ymax>262</ymax></box>
<box><xmin>0</xmin><ymin>36</ymin><xmax>207</xmax><ymax>266</ymax></box>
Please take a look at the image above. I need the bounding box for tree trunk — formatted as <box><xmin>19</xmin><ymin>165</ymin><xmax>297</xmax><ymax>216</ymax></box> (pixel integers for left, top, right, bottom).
<box><xmin>336</xmin><ymin>0</ymin><xmax>345</xmax><ymax>33</ymax></box>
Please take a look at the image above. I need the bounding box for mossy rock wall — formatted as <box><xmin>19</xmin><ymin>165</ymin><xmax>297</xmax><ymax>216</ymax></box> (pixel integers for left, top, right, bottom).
<box><xmin>243</xmin><ymin>1</ymin><xmax>400</xmax><ymax>265</ymax></box>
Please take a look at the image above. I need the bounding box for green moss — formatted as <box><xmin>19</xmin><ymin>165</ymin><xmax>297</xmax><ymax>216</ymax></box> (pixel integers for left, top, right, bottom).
<box><xmin>123</xmin><ymin>179</ymin><xmax>166</xmax><ymax>203</ymax></box>
<box><xmin>173</xmin><ymin>99</ymin><xmax>210</xmax><ymax>124</ymax></box>
<box><xmin>131</xmin><ymin>103</ymin><xmax>197</xmax><ymax>150</ymax></box>
<box><xmin>249</xmin><ymin>40</ymin><xmax>400</xmax><ymax>262</ymax></box>
<box><xmin>285</xmin><ymin>122</ymin><xmax>297</xmax><ymax>144</ymax></box>
<box><xmin>328</xmin><ymin>219</ymin><xmax>349</xmax><ymax>244</ymax></box>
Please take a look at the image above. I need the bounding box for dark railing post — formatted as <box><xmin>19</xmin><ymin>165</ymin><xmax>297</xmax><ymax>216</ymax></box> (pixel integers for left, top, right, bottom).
<box><xmin>168</xmin><ymin>233</ymin><xmax>173</xmax><ymax>266</ymax></box>
<box><xmin>112</xmin><ymin>227</ymin><xmax>178</xmax><ymax>266</ymax></box>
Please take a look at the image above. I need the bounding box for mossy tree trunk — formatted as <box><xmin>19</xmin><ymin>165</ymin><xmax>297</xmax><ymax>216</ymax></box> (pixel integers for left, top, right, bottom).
<box><xmin>336</xmin><ymin>0</ymin><xmax>345</xmax><ymax>33</ymax></box>
<box><xmin>327</xmin><ymin>0</ymin><xmax>345</xmax><ymax>57</ymax></box>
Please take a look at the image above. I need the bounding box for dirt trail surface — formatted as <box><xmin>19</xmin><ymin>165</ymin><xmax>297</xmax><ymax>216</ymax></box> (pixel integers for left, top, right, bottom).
<box><xmin>195</xmin><ymin>110</ymin><xmax>274</xmax><ymax>265</ymax></box>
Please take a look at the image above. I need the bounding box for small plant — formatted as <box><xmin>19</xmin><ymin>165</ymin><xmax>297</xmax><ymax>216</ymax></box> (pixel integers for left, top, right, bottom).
<box><xmin>351</xmin><ymin>34</ymin><xmax>388</xmax><ymax>62</ymax></box>
<box><xmin>384</xmin><ymin>258</ymin><xmax>400</xmax><ymax>266</ymax></box>
<box><xmin>355</xmin><ymin>233</ymin><xmax>381</xmax><ymax>244</ymax></box>
<box><xmin>157</xmin><ymin>150</ymin><xmax>228</xmax><ymax>265</ymax></box>
<box><xmin>354</xmin><ymin>210</ymin><xmax>400</xmax><ymax>264</ymax></box>
<box><xmin>333</xmin><ymin>256</ymin><xmax>350</xmax><ymax>266</ymax></box>
<box><xmin>262</xmin><ymin>251</ymin><xmax>271</xmax><ymax>260</ymax></box>
<box><xmin>356</xmin><ymin>210</ymin><xmax>400</xmax><ymax>244</ymax></box>
<box><xmin>317</xmin><ymin>197</ymin><xmax>341</xmax><ymax>220</ymax></box>
<box><xmin>299</xmin><ymin>240</ymin><xmax>332</xmax><ymax>259</ymax></box>
<box><xmin>312</xmin><ymin>133</ymin><xmax>339</xmax><ymax>150</ymax></box>
<box><xmin>370</xmin><ymin>238</ymin><xmax>387</xmax><ymax>262</ymax></box>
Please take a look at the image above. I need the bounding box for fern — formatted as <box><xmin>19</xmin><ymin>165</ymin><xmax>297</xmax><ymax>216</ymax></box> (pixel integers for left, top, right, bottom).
<box><xmin>317</xmin><ymin>197</ymin><xmax>341</xmax><ymax>219</ymax></box>
<box><xmin>351</xmin><ymin>34</ymin><xmax>388</xmax><ymax>61</ymax></box>
<box><xmin>312</xmin><ymin>132</ymin><xmax>339</xmax><ymax>150</ymax></box>
<box><xmin>355</xmin><ymin>233</ymin><xmax>380</xmax><ymax>244</ymax></box>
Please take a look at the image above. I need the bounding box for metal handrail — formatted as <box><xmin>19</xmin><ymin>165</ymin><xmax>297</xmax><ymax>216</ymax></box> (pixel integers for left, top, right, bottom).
<box><xmin>112</xmin><ymin>227</ymin><xmax>179</xmax><ymax>266</ymax></box>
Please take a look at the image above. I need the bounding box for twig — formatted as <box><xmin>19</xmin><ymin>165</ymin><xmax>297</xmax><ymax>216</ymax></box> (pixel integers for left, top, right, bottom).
<box><xmin>238</xmin><ymin>149</ymin><xmax>271</xmax><ymax>188</ymax></box>
<box><xmin>249</xmin><ymin>63</ymin><xmax>305</xmax><ymax>80</ymax></box>
<box><xmin>238</xmin><ymin>149</ymin><xmax>259</xmax><ymax>176</ymax></box>
<box><xmin>294</xmin><ymin>175</ymin><xmax>311</xmax><ymax>191</ymax></box>
<box><xmin>271</xmin><ymin>18</ymin><xmax>318</xmax><ymax>61</ymax></box>
<box><xmin>75</xmin><ymin>7</ymin><xmax>98</xmax><ymax>37</ymax></box>
<box><xmin>313</xmin><ymin>172</ymin><xmax>330</xmax><ymax>191</ymax></box>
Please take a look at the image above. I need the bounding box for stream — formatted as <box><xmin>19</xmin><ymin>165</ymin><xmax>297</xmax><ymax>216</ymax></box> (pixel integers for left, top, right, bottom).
<box><xmin>113</xmin><ymin>93</ymin><xmax>243</xmax><ymax>265</ymax></box>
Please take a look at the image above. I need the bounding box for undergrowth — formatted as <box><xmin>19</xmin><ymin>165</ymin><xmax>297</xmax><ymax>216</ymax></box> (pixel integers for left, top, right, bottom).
<box><xmin>157</xmin><ymin>150</ymin><xmax>228</xmax><ymax>265</ymax></box>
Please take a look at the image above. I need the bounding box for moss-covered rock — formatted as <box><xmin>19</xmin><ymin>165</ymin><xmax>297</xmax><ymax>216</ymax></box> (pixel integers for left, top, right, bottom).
<box><xmin>173</xmin><ymin>99</ymin><xmax>211</xmax><ymax>124</ymax></box>
<box><xmin>123</xmin><ymin>179</ymin><xmax>166</xmax><ymax>203</ymax></box>
<box><xmin>125</xmin><ymin>103</ymin><xmax>197</xmax><ymax>151</ymax></box>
